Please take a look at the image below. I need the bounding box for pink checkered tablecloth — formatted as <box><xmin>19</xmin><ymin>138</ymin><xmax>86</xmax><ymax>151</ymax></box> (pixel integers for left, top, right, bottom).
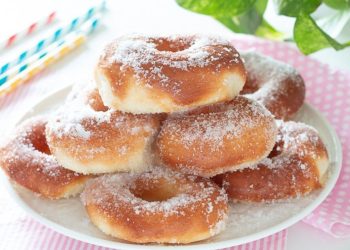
<box><xmin>0</xmin><ymin>36</ymin><xmax>349</xmax><ymax>249</ymax></box>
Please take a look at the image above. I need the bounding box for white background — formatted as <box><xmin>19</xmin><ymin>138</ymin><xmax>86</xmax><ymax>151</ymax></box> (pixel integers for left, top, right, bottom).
<box><xmin>0</xmin><ymin>0</ymin><xmax>350</xmax><ymax>249</ymax></box>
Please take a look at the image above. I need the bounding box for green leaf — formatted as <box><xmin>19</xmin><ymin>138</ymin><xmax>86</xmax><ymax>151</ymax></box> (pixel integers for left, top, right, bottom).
<box><xmin>294</xmin><ymin>12</ymin><xmax>350</xmax><ymax>54</ymax></box>
<box><xmin>215</xmin><ymin>0</ymin><xmax>283</xmax><ymax>39</ymax></box>
<box><xmin>255</xmin><ymin>20</ymin><xmax>285</xmax><ymax>39</ymax></box>
<box><xmin>175</xmin><ymin>0</ymin><xmax>256</xmax><ymax>17</ymax></box>
<box><xmin>175</xmin><ymin>0</ymin><xmax>350</xmax><ymax>54</ymax></box>
<box><xmin>323</xmin><ymin>0</ymin><xmax>350</xmax><ymax>10</ymax></box>
<box><xmin>255</xmin><ymin>0</ymin><xmax>269</xmax><ymax>14</ymax></box>
<box><xmin>216</xmin><ymin>7</ymin><xmax>262</xmax><ymax>34</ymax></box>
<box><xmin>275</xmin><ymin>0</ymin><xmax>321</xmax><ymax>17</ymax></box>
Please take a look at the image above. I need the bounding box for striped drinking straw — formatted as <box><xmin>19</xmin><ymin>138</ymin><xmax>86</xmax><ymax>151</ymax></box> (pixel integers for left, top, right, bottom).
<box><xmin>0</xmin><ymin>11</ymin><xmax>56</xmax><ymax>50</ymax></box>
<box><xmin>0</xmin><ymin>15</ymin><xmax>101</xmax><ymax>96</ymax></box>
<box><xmin>0</xmin><ymin>11</ymin><xmax>56</xmax><ymax>49</ymax></box>
<box><xmin>0</xmin><ymin>0</ymin><xmax>106</xmax><ymax>75</ymax></box>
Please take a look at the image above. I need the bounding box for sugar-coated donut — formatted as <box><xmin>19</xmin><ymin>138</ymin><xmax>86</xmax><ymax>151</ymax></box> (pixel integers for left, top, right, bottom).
<box><xmin>95</xmin><ymin>35</ymin><xmax>246</xmax><ymax>113</ymax></box>
<box><xmin>156</xmin><ymin>96</ymin><xmax>278</xmax><ymax>177</ymax></box>
<box><xmin>81</xmin><ymin>167</ymin><xmax>228</xmax><ymax>244</ymax></box>
<box><xmin>0</xmin><ymin>117</ymin><xmax>91</xmax><ymax>199</ymax></box>
<box><xmin>240</xmin><ymin>51</ymin><xmax>305</xmax><ymax>120</ymax></box>
<box><xmin>46</xmin><ymin>83</ymin><xmax>162</xmax><ymax>174</ymax></box>
<box><xmin>216</xmin><ymin>121</ymin><xmax>329</xmax><ymax>202</ymax></box>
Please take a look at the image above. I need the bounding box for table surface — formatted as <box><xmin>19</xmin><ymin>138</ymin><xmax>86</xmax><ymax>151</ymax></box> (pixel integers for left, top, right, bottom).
<box><xmin>0</xmin><ymin>0</ymin><xmax>350</xmax><ymax>249</ymax></box>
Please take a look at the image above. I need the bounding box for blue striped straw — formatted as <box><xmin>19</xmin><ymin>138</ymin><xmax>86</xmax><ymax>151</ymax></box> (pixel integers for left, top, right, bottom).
<box><xmin>0</xmin><ymin>0</ymin><xmax>106</xmax><ymax>76</ymax></box>
<box><xmin>0</xmin><ymin>15</ymin><xmax>101</xmax><ymax>87</ymax></box>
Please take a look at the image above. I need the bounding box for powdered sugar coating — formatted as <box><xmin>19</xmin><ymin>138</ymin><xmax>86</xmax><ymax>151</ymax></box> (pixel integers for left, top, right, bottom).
<box><xmin>2</xmin><ymin>123</ymin><xmax>61</xmax><ymax>177</ymax></box>
<box><xmin>157</xmin><ymin>96</ymin><xmax>278</xmax><ymax>177</ymax></box>
<box><xmin>241</xmin><ymin>51</ymin><xmax>305</xmax><ymax>120</ymax></box>
<box><xmin>220</xmin><ymin>121</ymin><xmax>329</xmax><ymax>202</ymax></box>
<box><xmin>45</xmin><ymin>82</ymin><xmax>161</xmax><ymax>174</ymax></box>
<box><xmin>276</xmin><ymin>120</ymin><xmax>321</xmax><ymax>159</ymax></box>
<box><xmin>96</xmin><ymin>35</ymin><xmax>246</xmax><ymax>113</ymax></box>
<box><xmin>101</xmin><ymin>35</ymin><xmax>241</xmax><ymax>87</ymax></box>
<box><xmin>244</xmin><ymin>121</ymin><xmax>322</xmax><ymax>171</ymax></box>
<box><xmin>82</xmin><ymin>167</ymin><xmax>227</xmax><ymax>216</ymax></box>
<box><xmin>47</xmin><ymin>82</ymin><xmax>159</xmax><ymax>142</ymax></box>
<box><xmin>171</xmin><ymin>97</ymin><xmax>275</xmax><ymax>151</ymax></box>
<box><xmin>46</xmin><ymin>82</ymin><xmax>112</xmax><ymax>140</ymax></box>
<box><xmin>0</xmin><ymin>116</ymin><xmax>89</xmax><ymax>199</ymax></box>
<box><xmin>81</xmin><ymin>167</ymin><xmax>228</xmax><ymax>243</ymax></box>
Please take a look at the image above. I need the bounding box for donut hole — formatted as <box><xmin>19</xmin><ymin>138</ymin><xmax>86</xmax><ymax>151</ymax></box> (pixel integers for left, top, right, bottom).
<box><xmin>152</xmin><ymin>38</ymin><xmax>191</xmax><ymax>52</ymax></box>
<box><xmin>268</xmin><ymin>141</ymin><xmax>284</xmax><ymax>158</ymax></box>
<box><xmin>31</xmin><ymin>126</ymin><xmax>51</xmax><ymax>155</ymax></box>
<box><xmin>131</xmin><ymin>178</ymin><xmax>179</xmax><ymax>202</ymax></box>
<box><xmin>87</xmin><ymin>90</ymin><xmax>109</xmax><ymax>112</ymax></box>
<box><xmin>240</xmin><ymin>77</ymin><xmax>260</xmax><ymax>95</ymax></box>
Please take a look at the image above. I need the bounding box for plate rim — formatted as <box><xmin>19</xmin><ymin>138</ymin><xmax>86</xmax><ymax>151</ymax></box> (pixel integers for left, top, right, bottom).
<box><xmin>2</xmin><ymin>85</ymin><xmax>343</xmax><ymax>250</ymax></box>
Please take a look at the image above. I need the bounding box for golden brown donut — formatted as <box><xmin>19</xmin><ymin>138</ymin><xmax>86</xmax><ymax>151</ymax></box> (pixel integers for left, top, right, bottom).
<box><xmin>240</xmin><ymin>51</ymin><xmax>305</xmax><ymax>120</ymax></box>
<box><xmin>216</xmin><ymin>121</ymin><xmax>329</xmax><ymax>202</ymax></box>
<box><xmin>156</xmin><ymin>96</ymin><xmax>278</xmax><ymax>177</ymax></box>
<box><xmin>81</xmin><ymin>167</ymin><xmax>228</xmax><ymax>244</ymax></box>
<box><xmin>46</xmin><ymin>83</ymin><xmax>162</xmax><ymax>174</ymax></box>
<box><xmin>95</xmin><ymin>35</ymin><xmax>246</xmax><ymax>113</ymax></box>
<box><xmin>0</xmin><ymin>116</ymin><xmax>91</xmax><ymax>199</ymax></box>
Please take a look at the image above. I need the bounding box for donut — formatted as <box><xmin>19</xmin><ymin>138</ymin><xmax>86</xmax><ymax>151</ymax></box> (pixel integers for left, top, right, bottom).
<box><xmin>95</xmin><ymin>35</ymin><xmax>246</xmax><ymax>113</ymax></box>
<box><xmin>0</xmin><ymin>116</ymin><xmax>91</xmax><ymax>199</ymax></box>
<box><xmin>81</xmin><ymin>167</ymin><xmax>228</xmax><ymax>244</ymax></box>
<box><xmin>240</xmin><ymin>51</ymin><xmax>305</xmax><ymax>120</ymax></box>
<box><xmin>156</xmin><ymin>96</ymin><xmax>278</xmax><ymax>177</ymax></box>
<box><xmin>46</xmin><ymin>83</ymin><xmax>162</xmax><ymax>174</ymax></box>
<box><xmin>216</xmin><ymin>121</ymin><xmax>329</xmax><ymax>202</ymax></box>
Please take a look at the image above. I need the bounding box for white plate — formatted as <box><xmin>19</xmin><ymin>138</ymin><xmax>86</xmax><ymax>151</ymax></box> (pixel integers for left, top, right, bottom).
<box><xmin>2</xmin><ymin>85</ymin><xmax>342</xmax><ymax>250</ymax></box>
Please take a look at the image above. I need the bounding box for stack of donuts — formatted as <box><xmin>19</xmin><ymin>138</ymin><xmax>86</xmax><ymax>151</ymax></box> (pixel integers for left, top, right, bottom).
<box><xmin>0</xmin><ymin>35</ymin><xmax>329</xmax><ymax>244</ymax></box>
